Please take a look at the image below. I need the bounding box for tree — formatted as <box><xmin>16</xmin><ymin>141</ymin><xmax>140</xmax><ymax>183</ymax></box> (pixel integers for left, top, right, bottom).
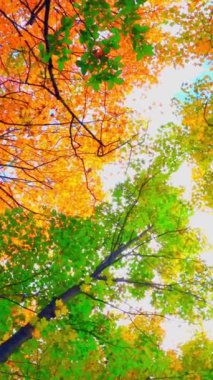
<box><xmin>0</xmin><ymin>0</ymin><xmax>211</xmax><ymax>213</ymax></box>
<box><xmin>0</xmin><ymin>1</ymin><xmax>211</xmax><ymax>377</ymax></box>
<box><xmin>0</xmin><ymin>139</ymin><xmax>211</xmax><ymax>377</ymax></box>
<box><xmin>0</xmin><ymin>0</ymin><xmax>153</xmax><ymax>213</ymax></box>
<box><xmin>158</xmin><ymin>0</ymin><xmax>212</xmax><ymax>64</ymax></box>
<box><xmin>173</xmin><ymin>75</ymin><xmax>212</xmax><ymax>208</ymax></box>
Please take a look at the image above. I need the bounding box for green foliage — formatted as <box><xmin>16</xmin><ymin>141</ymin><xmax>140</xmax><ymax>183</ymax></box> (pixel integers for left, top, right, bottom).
<box><xmin>180</xmin><ymin>333</ymin><xmax>213</xmax><ymax>378</ymax></box>
<box><xmin>173</xmin><ymin>75</ymin><xmax>213</xmax><ymax>208</ymax></box>
<box><xmin>39</xmin><ymin>16</ymin><xmax>75</xmax><ymax>70</ymax></box>
<box><xmin>0</xmin><ymin>138</ymin><xmax>211</xmax><ymax>376</ymax></box>
<box><xmin>38</xmin><ymin>1</ymin><xmax>153</xmax><ymax>89</ymax></box>
<box><xmin>131</xmin><ymin>24</ymin><xmax>153</xmax><ymax>60</ymax></box>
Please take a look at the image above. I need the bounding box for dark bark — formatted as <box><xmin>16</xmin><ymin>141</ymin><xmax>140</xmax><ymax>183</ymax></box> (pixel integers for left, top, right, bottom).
<box><xmin>0</xmin><ymin>225</ymin><xmax>151</xmax><ymax>362</ymax></box>
<box><xmin>92</xmin><ymin>225</ymin><xmax>152</xmax><ymax>278</ymax></box>
<box><xmin>0</xmin><ymin>285</ymin><xmax>81</xmax><ymax>363</ymax></box>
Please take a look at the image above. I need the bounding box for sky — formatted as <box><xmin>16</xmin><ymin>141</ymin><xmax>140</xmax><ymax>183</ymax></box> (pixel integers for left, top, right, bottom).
<box><xmin>125</xmin><ymin>63</ymin><xmax>207</xmax><ymax>135</ymax></box>
<box><xmin>101</xmin><ymin>62</ymin><xmax>213</xmax><ymax>349</ymax></box>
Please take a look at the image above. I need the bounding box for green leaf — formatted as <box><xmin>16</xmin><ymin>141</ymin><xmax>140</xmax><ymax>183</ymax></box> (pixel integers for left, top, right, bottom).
<box><xmin>46</xmin><ymin>34</ymin><xmax>57</xmax><ymax>44</ymax></box>
<box><xmin>114</xmin><ymin>77</ymin><xmax>124</xmax><ymax>85</ymax></box>
<box><xmin>142</xmin><ymin>44</ymin><xmax>154</xmax><ymax>56</ymax></box>
<box><xmin>108</xmin><ymin>80</ymin><xmax>115</xmax><ymax>89</ymax></box>
<box><xmin>58</xmin><ymin>59</ymin><xmax>64</xmax><ymax>71</ymax></box>
<box><xmin>91</xmin><ymin>80</ymin><xmax>100</xmax><ymax>91</ymax></box>
<box><xmin>61</xmin><ymin>16</ymin><xmax>75</xmax><ymax>29</ymax></box>
<box><xmin>79</xmin><ymin>30</ymin><xmax>89</xmax><ymax>44</ymax></box>
<box><xmin>38</xmin><ymin>43</ymin><xmax>45</xmax><ymax>57</ymax></box>
<box><xmin>43</xmin><ymin>52</ymin><xmax>51</xmax><ymax>63</ymax></box>
<box><xmin>132</xmin><ymin>24</ymin><xmax>149</xmax><ymax>34</ymax></box>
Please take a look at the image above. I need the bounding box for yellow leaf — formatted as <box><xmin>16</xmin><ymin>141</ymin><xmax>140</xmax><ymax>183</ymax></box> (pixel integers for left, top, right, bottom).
<box><xmin>2</xmin><ymin>332</ymin><xmax>10</xmax><ymax>342</ymax></box>
<box><xmin>80</xmin><ymin>284</ymin><xmax>92</xmax><ymax>293</ymax></box>
<box><xmin>32</xmin><ymin>328</ymin><xmax>40</xmax><ymax>339</ymax></box>
<box><xmin>30</xmin><ymin>315</ymin><xmax>38</xmax><ymax>326</ymax></box>
<box><xmin>68</xmin><ymin>329</ymin><xmax>77</xmax><ymax>340</ymax></box>
<box><xmin>55</xmin><ymin>299</ymin><xmax>64</xmax><ymax>309</ymax></box>
<box><xmin>55</xmin><ymin>299</ymin><xmax>68</xmax><ymax>317</ymax></box>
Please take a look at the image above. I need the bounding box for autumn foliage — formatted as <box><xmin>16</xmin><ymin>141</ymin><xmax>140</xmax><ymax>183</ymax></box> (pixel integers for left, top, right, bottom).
<box><xmin>0</xmin><ymin>0</ymin><xmax>212</xmax><ymax>378</ymax></box>
<box><xmin>0</xmin><ymin>0</ymin><xmax>211</xmax><ymax>214</ymax></box>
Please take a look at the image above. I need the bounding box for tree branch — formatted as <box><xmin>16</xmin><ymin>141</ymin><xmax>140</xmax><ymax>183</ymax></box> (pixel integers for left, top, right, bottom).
<box><xmin>0</xmin><ymin>285</ymin><xmax>81</xmax><ymax>363</ymax></box>
<box><xmin>0</xmin><ymin>225</ymin><xmax>152</xmax><ymax>362</ymax></box>
<box><xmin>92</xmin><ymin>225</ymin><xmax>152</xmax><ymax>279</ymax></box>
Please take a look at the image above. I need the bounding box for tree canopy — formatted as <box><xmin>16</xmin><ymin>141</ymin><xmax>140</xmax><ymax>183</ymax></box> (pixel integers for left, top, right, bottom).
<box><xmin>0</xmin><ymin>0</ymin><xmax>211</xmax><ymax>213</ymax></box>
<box><xmin>173</xmin><ymin>75</ymin><xmax>213</xmax><ymax>208</ymax></box>
<box><xmin>0</xmin><ymin>0</ymin><xmax>212</xmax><ymax>378</ymax></box>
<box><xmin>0</xmin><ymin>145</ymin><xmax>212</xmax><ymax>376</ymax></box>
